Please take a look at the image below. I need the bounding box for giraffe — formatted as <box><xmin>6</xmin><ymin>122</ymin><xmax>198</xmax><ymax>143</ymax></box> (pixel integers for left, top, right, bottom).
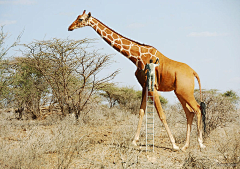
<box><xmin>68</xmin><ymin>10</ymin><xmax>206</xmax><ymax>151</ymax></box>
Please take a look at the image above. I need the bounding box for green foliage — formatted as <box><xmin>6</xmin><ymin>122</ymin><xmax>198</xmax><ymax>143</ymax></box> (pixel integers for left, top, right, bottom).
<box><xmin>147</xmin><ymin>95</ymin><xmax>168</xmax><ymax>108</ymax></box>
<box><xmin>101</xmin><ymin>85</ymin><xmax>141</xmax><ymax>108</ymax></box>
<box><xmin>1</xmin><ymin>57</ymin><xmax>48</xmax><ymax>118</ymax></box>
<box><xmin>222</xmin><ymin>90</ymin><xmax>240</xmax><ymax>104</ymax></box>
<box><xmin>100</xmin><ymin>84</ymin><xmax>142</xmax><ymax>114</ymax></box>
<box><xmin>0</xmin><ymin>27</ymin><xmax>24</xmax><ymax>109</ymax></box>
<box><xmin>0</xmin><ymin>26</ymin><xmax>21</xmax><ymax>97</ymax></box>
<box><xmin>117</xmin><ymin>86</ymin><xmax>142</xmax><ymax>107</ymax></box>
<box><xmin>159</xmin><ymin>95</ymin><xmax>168</xmax><ymax>106</ymax></box>
<box><xmin>100</xmin><ymin>84</ymin><xmax>120</xmax><ymax>108</ymax></box>
<box><xmin>0</xmin><ymin>60</ymin><xmax>9</xmax><ymax>98</ymax></box>
<box><xmin>101</xmin><ymin>84</ymin><xmax>168</xmax><ymax>113</ymax></box>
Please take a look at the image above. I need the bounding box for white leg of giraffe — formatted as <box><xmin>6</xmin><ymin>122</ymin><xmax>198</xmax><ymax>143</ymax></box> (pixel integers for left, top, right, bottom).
<box><xmin>132</xmin><ymin>89</ymin><xmax>147</xmax><ymax>146</ymax></box>
<box><xmin>132</xmin><ymin>108</ymin><xmax>145</xmax><ymax>146</ymax></box>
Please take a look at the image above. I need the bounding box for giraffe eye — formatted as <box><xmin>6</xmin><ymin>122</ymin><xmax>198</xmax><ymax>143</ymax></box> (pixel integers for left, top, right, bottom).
<box><xmin>79</xmin><ymin>19</ymin><xmax>83</xmax><ymax>22</ymax></box>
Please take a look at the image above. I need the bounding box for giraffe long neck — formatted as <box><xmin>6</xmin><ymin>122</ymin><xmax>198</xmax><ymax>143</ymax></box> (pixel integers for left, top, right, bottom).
<box><xmin>88</xmin><ymin>17</ymin><xmax>158</xmax><ymax>70</ymax></box>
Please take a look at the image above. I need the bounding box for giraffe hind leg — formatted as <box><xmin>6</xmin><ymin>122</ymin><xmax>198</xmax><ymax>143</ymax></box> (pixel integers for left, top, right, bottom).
<box><xmin>179</xmin><ymin>93</ymin><xmax>206</xmax><ymax>150</ymax></box>
<box><xmin>176</xmin><ymin>93</ymin><xmax>195</xmax><ymax>152</ymax></box>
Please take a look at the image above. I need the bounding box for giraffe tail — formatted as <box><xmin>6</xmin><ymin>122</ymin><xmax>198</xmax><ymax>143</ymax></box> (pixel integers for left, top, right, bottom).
<box><xmin>193</xmin><ymin>71</ymin><xmax>206</xmax><ymax>133</ymax></box>
<box><xmin>200</xmin><ymin>102</ymin><xmax>206</xmax><ymax>133</ymax></box>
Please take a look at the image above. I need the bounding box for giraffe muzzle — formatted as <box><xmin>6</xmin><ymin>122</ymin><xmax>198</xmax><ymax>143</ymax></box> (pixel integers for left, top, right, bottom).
<box><xmin>68</xmin><ymin>27</ymin><xmax>74</xmax><ymax>31</ymax></box>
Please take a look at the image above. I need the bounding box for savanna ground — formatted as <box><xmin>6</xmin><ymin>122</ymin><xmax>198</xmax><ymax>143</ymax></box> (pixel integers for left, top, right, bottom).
<box><xmin>0</xmin><ymin>103</ymin><xmax>239</xmax><ymax>169</ymax></box>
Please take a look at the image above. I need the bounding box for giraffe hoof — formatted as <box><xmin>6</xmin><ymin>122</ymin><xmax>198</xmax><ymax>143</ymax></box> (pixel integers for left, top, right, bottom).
<box><xmin>132</xmin><ymin>140</ymin><xmax>137</xmax><ymax>146</ymax></box>
<box><xmin>172</xmin><ymin>145</ymin><xmax>180</xmax><ymax>151</ymax></box>
<box><xmin>181</xmin><ymin>146</ymin><xmax>188</xmax><ymax>152</ymax></box>
<box><xmin>200</xmin><ymin>144</ymin><xmax>206</xmax><ymax>149</ymax></box>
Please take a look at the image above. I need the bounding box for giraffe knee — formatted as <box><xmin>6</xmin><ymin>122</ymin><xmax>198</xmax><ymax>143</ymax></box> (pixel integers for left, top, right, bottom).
<box><xmin>186</xmin><ymin>104</ymin><xmax>194</xmax><ymax>112</ymax></box>
<box><xmin>139</xmin><ymin>109</ymin><xmax>144</xmax><ymax>117</ymax></box>
<box><xmin>196</xmin><ymin>111</ymin><xmax>201</xmax><ymax>118</ymax></box>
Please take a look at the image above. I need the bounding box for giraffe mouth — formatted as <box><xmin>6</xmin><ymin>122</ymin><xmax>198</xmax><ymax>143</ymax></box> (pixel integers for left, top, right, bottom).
<box><xmin>68</xmin><ymin>27</ymin><xmax>74</xmax><ymax>31</ymax></box>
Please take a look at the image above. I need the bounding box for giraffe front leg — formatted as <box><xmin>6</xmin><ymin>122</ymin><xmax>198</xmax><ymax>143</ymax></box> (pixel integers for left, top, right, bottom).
<box><xmin>176</xmin><ymin>95</ymin><xmax>195</xmax><ymax>152</ymax></box>
<box><xmin>132</xmin><ymin>87</ymin><xmax>147</xmax><ymax>146</ymax></box>
<box><xmin>132</xmin><ymin>108</ymin><xmax>145</xmax><ymax>146</ymax></box>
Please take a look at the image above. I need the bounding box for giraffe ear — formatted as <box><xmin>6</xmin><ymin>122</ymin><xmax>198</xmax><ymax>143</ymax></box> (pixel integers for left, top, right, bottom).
<box><xmin>88</xmin><ymin>12</ymin><xmax>91</xmax><ymax>18</ymax></box>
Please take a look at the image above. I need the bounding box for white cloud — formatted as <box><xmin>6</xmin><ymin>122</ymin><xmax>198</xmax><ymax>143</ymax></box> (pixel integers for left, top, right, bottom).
<box><xmin>0</xmin><ymin>0</ymin><xmax>36</xmax><ymax>5</ymax></box>
<box><xmin>0</xmin><ymin>20</ymin><xmax>17</xmax><ymax>26</ymax></box>
<box><xmin>187</xmin><ymin>31</ymin><xmax>229</xmax><ymax>37</ymax></box>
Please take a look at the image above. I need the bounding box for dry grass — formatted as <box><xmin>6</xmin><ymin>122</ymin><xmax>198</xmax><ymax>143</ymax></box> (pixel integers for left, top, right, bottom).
<box><xmin>0</xmin><ymin>104</ymin><xmax>239</xmax><ymax>168</ymax></box>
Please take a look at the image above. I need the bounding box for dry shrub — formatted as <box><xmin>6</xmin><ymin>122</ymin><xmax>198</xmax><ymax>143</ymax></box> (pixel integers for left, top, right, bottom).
<box><xmin>0</xmin><ymin>114</ymin><xmax>87</xmax><ymax>168</ymax></box>
<box><xmin>182</xmin><ymin>123</ymin><xmax>240</xmax><ymax>169</ymax></box>
<box><xmin>182</xmin><ymin>152</ymin><xmax>213</xmax><ymax>169</ymax></box>
<box><xmin>210</xmin><ymin>124</ymin><xmax>240</xmax><ymax>168</ymax></box>
<box><xmin>123</xmin><ymin>99</ymin><xmax>141</xmax><ymax>115</ymax></box>
<box><xmin>163</xmin><ymin>103</ymin><xmax>188</xmax><ymax>144</ymax></box>
<box><xmin>165</xmin><ymin>103</ymin><xmax>186</xmax><ymax>125</ymax></box>
<box><xmin>194</xmin><ymin>89</ymin><xmax>239</xmax><ymax>135</ymax></box>
<box><xmin>83</xmin><ymin>105</ymin><xmax>138</xmax><ymax>127</ymax></box>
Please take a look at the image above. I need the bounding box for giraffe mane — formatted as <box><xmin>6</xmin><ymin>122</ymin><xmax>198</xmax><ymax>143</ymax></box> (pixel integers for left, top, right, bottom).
<box><xmin>93</xmin><ymin>17</ymin><xmax>154</xmax><ymax>48</ymax></box>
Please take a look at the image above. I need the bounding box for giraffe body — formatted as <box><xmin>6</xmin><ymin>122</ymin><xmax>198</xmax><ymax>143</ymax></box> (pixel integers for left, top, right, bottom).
<box><xmin>68</xmin><ymin>10</ymin><xmax>206</xmax><ymax>151</ymax></box>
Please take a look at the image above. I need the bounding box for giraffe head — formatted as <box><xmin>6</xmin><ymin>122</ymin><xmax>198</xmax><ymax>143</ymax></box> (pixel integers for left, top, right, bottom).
<box><xmin>68</xmin><ymin>10</ymin><xmax>91</xmax><ymax>31</ymax></box>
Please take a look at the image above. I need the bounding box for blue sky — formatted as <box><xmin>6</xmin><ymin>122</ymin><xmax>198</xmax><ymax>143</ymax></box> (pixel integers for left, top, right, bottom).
<box><xmin>1</xmin><ymin>0</ymin><xmax>240</xmax><ymax>104</ymax></box>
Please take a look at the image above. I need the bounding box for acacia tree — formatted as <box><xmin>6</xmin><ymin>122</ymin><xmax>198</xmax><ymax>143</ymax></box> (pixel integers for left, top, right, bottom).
<box><xmin>22</xmin><ymin>38</ymin><xmax>118</xmax><ymax>119</ymax></box>
<box><xmin>100</xmin><ymin>84</ymin><xmax>168</xmax><ymax>114</ymax></box>
<box><xmin>100</xmin><ymin>84</ymin><xmax>120</xmax><ymax>108</ymax></box>
<box><xmin>0</xmin><ymin>26</ymin><xmax>21</xmax><ymax>98</ymax></box>
<box><xmin>0</xmin><ymin>27</ymin><xmax>45</xmax><ymax>118</ymax></box>
<box><xmin>5</xmin><ymin>57</ymin><xmax>48</xmax><ymax>119</ymax></box>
